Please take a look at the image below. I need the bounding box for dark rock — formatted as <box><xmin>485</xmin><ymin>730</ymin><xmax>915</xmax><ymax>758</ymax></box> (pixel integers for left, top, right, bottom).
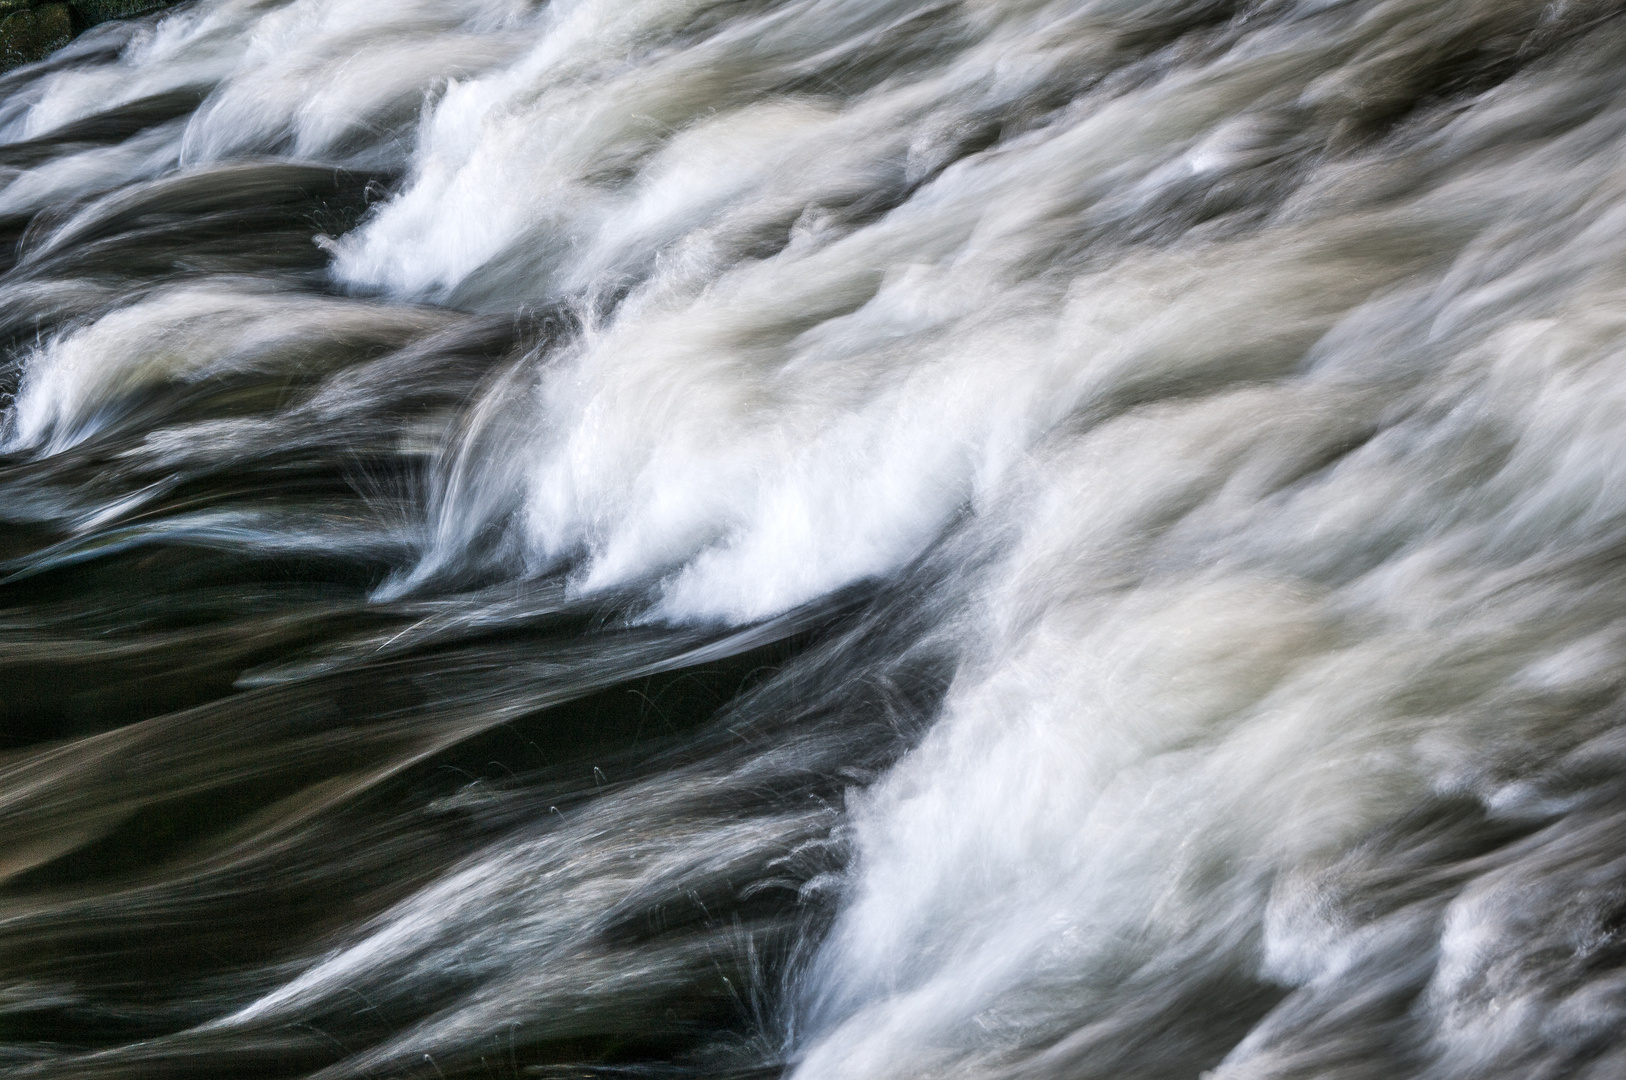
<box><xmin>0</xmin><ymin>3</ymin><xmax>73</xmax><ymax>73</ymax></box>
<box><xmin>0</xmin><ymin>0</ymin><xmax>177</xmax><ymax>74</ymax></box>
<box><xmin>70</xmin><ymin>0</ymin><xmax>172</xmax><ymax>26</ymax></box>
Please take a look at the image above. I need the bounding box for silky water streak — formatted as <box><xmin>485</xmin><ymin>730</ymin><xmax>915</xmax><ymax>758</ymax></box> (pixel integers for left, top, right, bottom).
<box><xmin>3</xmin><ymin>1</ymin><xmax>1626</xmax><ymax>1078</ymax></box>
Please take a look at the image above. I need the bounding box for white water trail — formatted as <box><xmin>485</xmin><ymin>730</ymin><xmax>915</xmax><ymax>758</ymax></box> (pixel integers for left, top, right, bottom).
<box><xmin>7</xmin><ymin>0</ymin><xmax>1626</xmax><ymax>1077</ymax></box>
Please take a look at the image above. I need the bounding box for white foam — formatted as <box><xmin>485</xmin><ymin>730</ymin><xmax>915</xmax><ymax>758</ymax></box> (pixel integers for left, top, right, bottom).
<box><xmin>8</xmin><ymin>1</ymin><xmax>1626</xmax><ymax>1075</ymax></box>
<box><xmin>3</xmin><ymin>282</ymin><xmax>445</xmax><ymax>454</ymax></box>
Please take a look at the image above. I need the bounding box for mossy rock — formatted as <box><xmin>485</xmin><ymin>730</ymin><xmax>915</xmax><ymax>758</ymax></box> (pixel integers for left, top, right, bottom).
<box><xmin>0</xmin><ymin>1</ymin><xmax>176</xmax><ymax>74</ymax></box>
<box><xmin>0</xmin><ymin>3</ymin><xmax>73</xmax><ymax>72</ymax></box>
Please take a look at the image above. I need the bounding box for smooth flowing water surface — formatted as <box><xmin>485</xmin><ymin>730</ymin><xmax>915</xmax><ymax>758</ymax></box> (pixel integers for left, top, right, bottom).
<box><xmin>6</xmin><ymin>1</ymin><xmax>1626</xmax><ymax>1077</ymax></box>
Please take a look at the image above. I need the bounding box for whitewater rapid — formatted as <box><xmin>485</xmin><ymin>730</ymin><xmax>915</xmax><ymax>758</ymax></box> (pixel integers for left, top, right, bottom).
<box><xmin>6</xmin><ymin>0</ymin><xmax>1626</xmax><ymax>1078</ymax></box>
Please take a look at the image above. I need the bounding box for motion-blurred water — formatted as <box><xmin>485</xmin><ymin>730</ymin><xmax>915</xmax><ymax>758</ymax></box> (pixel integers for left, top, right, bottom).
<box><xmin>6</xmin><ymin>1</ymin><xmax>1626</xmax><ymax>1077</ymax></box>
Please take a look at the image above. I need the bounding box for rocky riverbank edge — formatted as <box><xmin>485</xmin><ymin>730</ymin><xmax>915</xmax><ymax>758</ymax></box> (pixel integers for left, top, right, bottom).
<box><xmin>1</xmin><ymin>1</ymin><xmax>175</xmax><ymax>74</ymax></box>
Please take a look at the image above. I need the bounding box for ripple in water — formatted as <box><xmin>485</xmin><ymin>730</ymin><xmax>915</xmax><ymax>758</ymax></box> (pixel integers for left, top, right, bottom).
<box><xmin>4</xmin><ymin>1</ymin><xmax>1626</xmax><ymax>1078</ymax></box>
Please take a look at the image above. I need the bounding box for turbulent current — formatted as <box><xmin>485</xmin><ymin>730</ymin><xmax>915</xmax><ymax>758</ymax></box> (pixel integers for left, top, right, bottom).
<box><xmin>9</xmin><ymin>0</ymin><xmax>1626</xmax><ymax>1077</ymax></box>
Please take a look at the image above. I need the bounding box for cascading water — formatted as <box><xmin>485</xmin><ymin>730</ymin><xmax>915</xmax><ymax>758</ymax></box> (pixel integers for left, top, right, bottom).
<box><xmin>5</xmin><ymin>0</ymin><xmax>1626</xmax><ymax>1077</ymax></box>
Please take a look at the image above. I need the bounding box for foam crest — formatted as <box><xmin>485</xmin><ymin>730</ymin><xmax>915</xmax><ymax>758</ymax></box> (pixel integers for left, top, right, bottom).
<box><xmin>4</xmin><ymin>282</ymin><xmax>444</xmax><ymax>453</ymax></box>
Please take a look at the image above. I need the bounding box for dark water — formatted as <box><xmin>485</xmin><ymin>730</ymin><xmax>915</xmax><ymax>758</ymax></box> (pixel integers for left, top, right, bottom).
<box><xmin>8</xmin><ymin>1</ymin><xmax>1626</xmax><ymax>1077</ymax></box>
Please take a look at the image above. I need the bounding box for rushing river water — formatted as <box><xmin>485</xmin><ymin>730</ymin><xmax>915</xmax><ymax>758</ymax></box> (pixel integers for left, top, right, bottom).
<box><xmin>5</xmin><ymin>1</ymin><xmax>1626</xmax><ymax>1077</ymax></box>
